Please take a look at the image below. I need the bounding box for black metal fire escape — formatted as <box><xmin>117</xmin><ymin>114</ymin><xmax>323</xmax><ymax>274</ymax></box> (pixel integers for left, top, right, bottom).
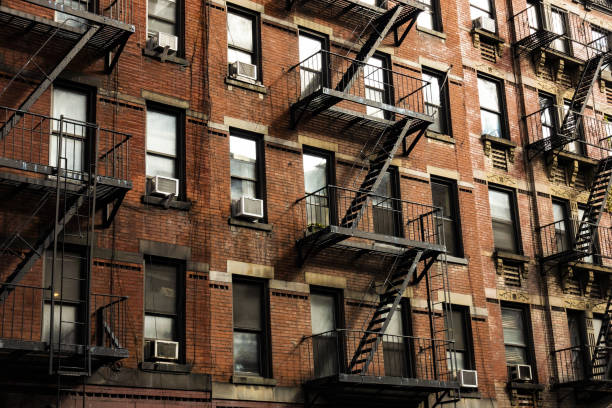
<box><xmin>291</xmin><ymin>1</ymin><xmax>459</xmax><ymax>405</ymax></box>
<box><xmin>0</xmin><ymin>0</ymin><xmax>133</xmax><ymax>379</ymax></box>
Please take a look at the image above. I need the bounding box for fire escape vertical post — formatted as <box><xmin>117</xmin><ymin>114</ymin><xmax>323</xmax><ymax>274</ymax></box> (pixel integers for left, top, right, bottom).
<box><xmin>48</xmin><ymin>115</ymin><xmax>65</xmax><ymax>375</ymax></box>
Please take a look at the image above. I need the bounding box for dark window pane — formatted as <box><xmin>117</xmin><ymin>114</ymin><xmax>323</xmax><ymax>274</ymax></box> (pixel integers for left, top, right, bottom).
<box><xmin>492</xmin><ymin>220</ymin><xmax>517</xmax><ymax>252</ymax></box>
<box><xmin>233</xmin><ymin>332</ymin><xmax>260</xmax><ymax>374</ymax></box>
<box><xmin>432</xmin><ymin>182</ymin><xmax>452</xmax><ymax>217</ymax></box>
<box><xmin>44</xmin><ymin>251</ymin><xmax>83</xmax><ymax>302</ymax></box>
<box><xmin>233</xmin><ymin>281</ymin><xmax>262</xmax><ymax>330</ymax></box>
<box><xmin>451</xmin><ymin>310</ymin><xmax>466</xmax><ymax>351</ymax></box>
<box><xmin>145</xmin><ymin>262</ymin><xmax>177</xmax><ymax>314</ymax></box>
<box><xmin>310</xmin><ymin>293</ymin><xmax>336</xmax><ymax>334</ymax></box>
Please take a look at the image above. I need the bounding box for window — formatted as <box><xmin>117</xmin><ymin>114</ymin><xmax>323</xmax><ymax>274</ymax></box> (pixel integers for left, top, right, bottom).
<box><xmin>526</xmin><ymin>0</ymin><xmax>541</xmax><ymax>34</ymax></box>
<box><xmin>470</xmin><ymin>0</ymin><xmax>494</xmax><ymax>20</ymax></box>
<box><xmin>422</xmin><ymin>68</ymin><xmax>451</xmax><ymax>135</ymax></box>
<box><xmin>299</xmin><ymin>31</ymin><xmax>328</xmax><ymax>95</ymax></box>
<box><xmin>447</xmin><ymin>307</ymin><xmax>473</xmax><ymax>370</ymax></box>
<box><xmin>416</xmin><ymin>0</ymin><xmax>442</xmax><ymax>31</ymax></box>
<box><xmin>577</xmin><ymin>206</ymin><xmax>595</xmax><ymax>264</ymax></box>
<box><xmin>310</xmin><ymin>288</ymin><xmax>343</xmax><ymax>377</ymax></box>
<box><xmin>148</xmin><ymin>0</ymin><xmax>179</xmax><ymax>41</ymax></box>
<box><xmin>372</xmin><ymin>169</ymin><xmax>402</xmax><ymax>237</ymax></box>
<box><xmin>234</xmin><ymin>279</ymin><xmax>269</xmax><ymax>376</ymax></box>
<box><xmin>501</xmin><ymin>307</ymin><xmax>530</xmax><ymax>365</ymax></box>
<box><xmin>592</xmin><ymin>26</ymin><xmax>609</xmax><ymax>53</ymax></box>
<box><xmin>144</xmin><ymin>258</ymin><xmax>182</xmax><ymax>360</ymax></box>
<box><xmin>382</xmin><ymin>301</ymin><xmax>412</xmax><ymax>377</ymax></box>
<box><xmin>42</xmin><ymin>250</ymin><xmax>85</xmax><ymax>345</ymax></box>
<box><xmin>431</xmin><ymin>178</ymin><xmax>462</xmax><ymax>257</ymax></box>
<box><xmin>146</xmin><ymin>105</ymin><xmax>184</xmax><ymax>196</ymax></box>
<box><xmin>230</xmin><ymin>131</ymin><xmax>264</xmax><ymax>203</ymax></box>
<box><xmin>303</xmin><ymin>147</ymin><xmax>333</xmax><ymax>226</ymax></box>
<box><xmin>477</xmin><ymin>75</ymin><xmax>507</xmax><ymax>139</ymax></box>
<box><xmin>364</xmin><ymin>55</ymin><xmax>391</xmax><ymax>119</ymax></box>
<box><xmin>50</xmin><ymin>87</ymin><xmax>89</xmax><ymax>177</ymax></box>
<box><xmin>562</xmin><ymin>100</ymin><xmax>583</xmax><ymax>155</ymax></box>
<box><xmin>552</xmin><ymin>199</ymin><xmax>571</xmax><ymax>253</ymax></box>
<box><xmin>489</xmin><ymin>187</ymin><xmax>519</xmax><ymax>253</ymax></box>
<box><xmin>550</xmin><ymin>8</ymin><xmax>569</xmax><ymax>54</ymax></box>
<box><xmin>227</xmin><ymin>7</ymin><xmax>259</xmax><ymax>78</ymax></box>
<box><xmin>538</xmin><ymin>92</ymin><xmax>557</xmax><ymax>140</ymax></box>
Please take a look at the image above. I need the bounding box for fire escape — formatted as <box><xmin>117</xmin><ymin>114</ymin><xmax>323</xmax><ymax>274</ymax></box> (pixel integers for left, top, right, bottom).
<box><xmin>289</xmin><ymin>1</ymin><xmax>460</xmax><ymax>406</ymax></box>
<box><xmin>0</xmin><ymin>0</ymin><xmax>133</xmax><ymax>378</ymax></box>
<box><xmin>513</xmin><ymin>2</ymin><xmax>612</xmax><ymax>400</ymax></box>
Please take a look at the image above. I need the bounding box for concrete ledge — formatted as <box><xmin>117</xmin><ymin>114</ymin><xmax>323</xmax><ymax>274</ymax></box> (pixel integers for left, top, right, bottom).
<box><xmin>231</xmin><ymin>375</ymin><xmax>277</xmax><ymax>386</ymax></box>
<box><xmin>142</xmin><ymin>48</ymin><xmax>190</xmax><ymax>66</ymax></box>
<box><xmin>225</xmin><ymin>77</ymin><xmax>267</xmax><ymax>94</ymax></box>
<box><xmin>227</xmin><ymin>260</ymin><xmax>274</xmax><ymax>279</ymax></box>
<box><xmin>416</xmin><ymin>25</ymin><xmax>447</xmax><ymax>40</ymax></box>
<box><xmin>142</xmin><ymin>90</ymin><xmax>189</xmax><ymax>109</ymax></box>
<box><xmin>140</xmin><ymin>362</ymin><xmax>192</xmax><ymax>373</ymax></box>
<box><xmin>140</xmin><ymin>240</ymin><xmax>191</xmax><ymax>260</ymax></box>
<box><xmin>141</xmin><ymin>195</ymin><xmax>192</xmax><ymax>210</ymax></box>
<box><xmin>94</xmin><ymin>248</ymin><xmax>143</xmax><ymax>264</ymax></box>
<box><xmin>305</xmin><ymin>272</ymin><xmax>347</xmax><ymax>289</ymax></box>
<box><xmin>89</xmin><ymin>366</ymin><xmax>211</xmax><ymax>391</ymax></box>
<box><xmin>269</xmin><ymin>279</ymin><xmax>309</xmax><ymax>293</ymax></box>
<box><xmin>229</xmin><ymin>217</ymin><xmax>273</xmax><ymax>232</ymax></box>
<box><xmin>212</xmin><ymin>382</ymin><xmax>303</xmax><ymax>403</ymax></box>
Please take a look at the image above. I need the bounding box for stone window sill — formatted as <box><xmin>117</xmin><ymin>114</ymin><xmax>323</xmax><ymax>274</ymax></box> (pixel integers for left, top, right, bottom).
<box><xmin>471</xmin><ymin>28</ymin><xmax>504</xmax><ymax>44</ymax></box>
<box><xmin>507</xmin><ymin>381</ymin><xmax>545</xmax><ymax>391</ymax></box>
<box><xmin>142</xmin><ymin>48</ymin><xmax>190</xmax><ymax>66</ymax></box>
<box><xmin>229</xmin><ymin>217</ymin><xmax>273</xmax><ymax>232</ymax></box>
<box><xmin>225</xmin><ymin>77</ymin><xmax>267</xmax><ymax>94</ymax></box>
<box><xmin>140</xmin><ymin>361</ymin><xmax>192</xmax><ymax>373</ymax></box>
<box><xmin>444</xmin><ymin>255</ymin><xmax>469</xmax><ymax>265</ymax></box>
<box><xmin>481</xmin><ymin>134</ymin><xmax>517</xmax><ymax>149</ymax></box>
<box><xmin>141</xmin><ymin>195</ymin><xmax>192</xmax><ymax>211</ymax></box>
<box><xmin>495</xmin><ymin>250</ymin><xmax>529</xmax><ymax>264</ymax></box>
<box><xmin>416</xmin><ymin>26</ymin><xmax>446</xmax><ymax>40</ymax></box>
<box><xmin>426</xmin><ymin>131</ymin><xmax>454</xmax><ymax>144</ymax></box>
<box><xmin>231</xmin><ymin>375</ymin><xmax>277</xmax><ymax>386</ymax></box>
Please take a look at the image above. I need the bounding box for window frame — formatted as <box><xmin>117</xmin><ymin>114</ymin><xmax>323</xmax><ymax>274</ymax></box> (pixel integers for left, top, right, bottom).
<box><xmin>447</xmin><ymin>305</ymin><xmax>475</xmax><ymax>371</ymax></box>
<box><xmin>469</xmin><ymin>0</ymin><xmax>495</xmax><ymax>22</ymax></box>
<box><xmin>488</xmin><ymin>185</ymin><xmax>522</xmax><ymax>254</ymax></box>
<box><xmin>416</xmin><ymin>0</ymin><xmax>443</xmax><ymax>32</ymax></box>
<box><xmin>147</xmin><ymin>0</ymin><xmax>185</xmax><ymax>56</ymax></box>
<box><xmin>549</xmin><ymin>7</ymin><xmax>571</xmax><ymax>55</ymax></box>
<box><xmin>143</xmin><ymin>255</ymin><xmax>186</xmax><ymax>363</ymax></box>
<box><xmin>227</xmin><ymin>5</ymin><xmax>261</xmax><ymax>81</ymax></box>
<box><xmin>371</xmin><ymin>166</ymin><xmax>403</xmax><ymax>237</ymax></box>
<box><xmin>232</xmin><ymin>276</ymin><xmax>272</xmax><ymax>377</ymax></box>
<box><xmin>145</xmin><ymin>102</ymin><xmax>186</xmax><ymax>199</ymax></box>
<box><xmin>42</xmin><ymin>246</ymin><xmax>87</xmax><ymax>346</ymax></box>
<box><xmin>302</xmin><ymin>146</ymin><xmax>337</xmax><ymax>224</ymax></box>
<box><xmin>298</xmin><ymin>28</ymin><xmax>330</xmax><ymax>91</ymax></box>
<box><xmin>422</xmin><ymin>67</ymin><xmax>451</xmax><ymax>136</ymax></box>
<box><xmin>229</xmin><ymin>128</ymin><xmax>266</xmax><ymax>219</ymax></box>
<box><xmin>431</xmin><ymin>177</ymin><xmax>463</xmax><ymax>257</ymax></box>
<box><xmin>50</xmin><ymin>82</ymin><xmax>96</xmax><ymax>177</ymax></box>
<box><xmin>551</xmin><ymin>198</ymin><xmax>571</xmax><ymax>253</ymax></box>
<box><xmin>538</xmin><ymin>91</ymin><xmax>558</xmax><ymax>141</ymax></box>
<box><xmin>477</xmin><ymin>73</ymin><xmax>509</xmax><ymax>140</ymax></box>
<box><xmin>364</xmin><ymin>52</ymin><xmax>394</xmax><ymax>120</ymax></box>
<box><xmin>501</xmin><ymin>304</ymin><xmax>536</xmax><ymax>380</ymax></box>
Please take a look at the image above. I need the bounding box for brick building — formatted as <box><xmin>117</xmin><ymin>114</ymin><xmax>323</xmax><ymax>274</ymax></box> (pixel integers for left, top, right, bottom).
<box><xmin>0</xmin><ymin>0</ymin><xmax>611</xmax><ymax>406</ymax></box>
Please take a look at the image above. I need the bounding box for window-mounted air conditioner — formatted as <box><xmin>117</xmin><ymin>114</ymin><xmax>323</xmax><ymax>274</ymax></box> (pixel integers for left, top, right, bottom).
<box><xmin>458</xmin><ymin>369</ymin><xmax>478</xmax><ymax>388</ymax></box>
<box><xmin>233</xmin><ymin>195</ymin><xmax>264</xmax><ymax>220</ymax></box>
<box><xmin>150</xmin><ymin>175</ymin><xmax>179</xmax><ymax>197</ymax></box>
<box><xmin>473</xmin><ymin>16</ymin><xmax>496</xmax><ymax>33</ymax></box>
<box><xmin>229</xmin><ymin>61</ymin><xmax>258</xmax><ymax>82</ymax></box>
<box><xmin>147</xmin><ymin>32</ymin><xmax>179</xmax><ymax>54</ymax></box>
<box><xmin>510</xmin><ymin>364</ymin><xmax>533</xmax><ymax>381</ymax></box>
<box><xmin>146</xmin><ymin>339</ymin><xmax>179</xmax><ymax>360</ymax></box>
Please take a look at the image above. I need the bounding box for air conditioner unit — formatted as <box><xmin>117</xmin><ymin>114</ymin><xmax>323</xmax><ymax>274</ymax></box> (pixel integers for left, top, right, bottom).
<box><xmin>473</xmin><ymin>16</ymin><xmax>496</xmax><ymax>33</ymax></box>
<box><xmin>229</xmin><ymin>61</ymin><xmax>258</xmax><ymax>82</ymax></box>
<box><xmin>459</xmin><ymin>369</ymin><xmax>478</xmax><ymax>388</ymax></box>
<box><xmin>147</xmin><ymin>32</ymin><xmax>178</xmax><ymax>53</ymax></box>
<box><xmin>510</xmin><ymin>364</ymin><xmax>533</xmax><ymax>381</ymax></box>
<box><xmin>234</xmin><ymin>195</ymin><xmax>264</xmax><ymax>220</ymax></box>
<box><xmin>150</xmin><ymin>175</ymin><xmax>179</xmax><ymax>197</ymax></box>
<box><xmin>146</xmin><ymin>339</ymin><xmax>179</xmax><ymax>360</ymax></box>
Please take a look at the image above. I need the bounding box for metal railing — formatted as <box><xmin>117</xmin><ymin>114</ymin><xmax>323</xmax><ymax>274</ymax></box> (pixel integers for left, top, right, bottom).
<box><xmin>555</xmin><ymin>345</ymin><xmax>612</xmax><ymax>383</ymax></box>
<box><xmin>299</xmin><ymin>329</ymin><xmax>455</xmax><ymax>382</ymax></box>
<box><xmin>0</xmin><ymin>106</ymin><xmax>131</xmax><ymax>182</ymax></box>
<box><xmin>512</xmin><ymin>3</ymin><xmax>610</xmax><ymax>60</ymax></box>
<box><xmin>41</xmin><ymin>0</ymin><xmax>134</xmax><ymax>25</ymax></box>
<box><xmin>524</xmin><ymin>106</ymin><xmax>612</xmax><ymax>159</ymax></box>
<box><xmin>296</xmin><ymin>185</ymin><xmax>442</xmax><ymax>246</ymax></box>
<box><xmin>538</xmin><ymin>218</ymin><xmax>612</xmax><ymax>262</ymax></box>
<box><xmin>290</xmin><ymin>50</ymin><xmax>432</xmax><ymax>118</ymax></box>
<box><xmin>0</xmin><ymin>282</ymin><xmax>127</xmax><ymax>351</ymax></box>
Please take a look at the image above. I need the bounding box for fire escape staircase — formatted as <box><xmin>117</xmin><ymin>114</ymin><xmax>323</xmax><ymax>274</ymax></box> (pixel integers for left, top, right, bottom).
<box><xmin>0</xmin><ymin>186</ymin><xmax>89</xmax><ymax>302</ymax></box>
<box><xmin>591</xmin><ymin>295</ymin><xmax>612</xmax><ymax>380</ymax></box>
<box><xmin>527</xmin><ymin>50</ymin><xmax>611</xmax><ymax>159</ymax></box>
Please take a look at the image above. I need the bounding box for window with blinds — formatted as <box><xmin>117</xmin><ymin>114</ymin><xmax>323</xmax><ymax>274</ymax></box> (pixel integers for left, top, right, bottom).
<box><xmin>502</xmin><ymin>307</ymin><xmax>529</xmax><ymax>365</ymax></box>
